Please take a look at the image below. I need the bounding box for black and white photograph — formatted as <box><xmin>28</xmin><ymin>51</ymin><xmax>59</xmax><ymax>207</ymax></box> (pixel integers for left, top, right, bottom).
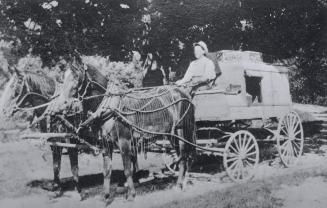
<box><xmin>0</xmin><ymin>0</ymin><xmax>326</xmax><ymax>207</ymax></box>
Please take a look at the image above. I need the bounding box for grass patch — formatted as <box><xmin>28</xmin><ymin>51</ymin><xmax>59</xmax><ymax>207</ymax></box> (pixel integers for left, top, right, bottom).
<box><xmin>154</xmin><ymin>168</ymin><xmax>327</xmax><ymax>208</ymax></box>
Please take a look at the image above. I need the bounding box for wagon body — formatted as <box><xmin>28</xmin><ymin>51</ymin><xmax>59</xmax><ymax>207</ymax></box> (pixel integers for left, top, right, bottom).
<box><xmin>193</xmin><ymin>50</ymin><xmax>292</xmax><ymax>122</ymax></box>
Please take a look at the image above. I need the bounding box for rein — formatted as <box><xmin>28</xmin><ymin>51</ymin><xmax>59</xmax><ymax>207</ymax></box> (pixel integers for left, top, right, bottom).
<box><xmin>118</xmin><ymin>98</ymin><xmax>193</xmax><ymax>115</ymax></box>
<box><xmin>11</xmin><ymin>77</ymin><xmax>53</xmax><ymax>113</ymax></box>
<box><xmin>16</xmin><ymin>92</ymin><xmax>49</xmax><ymax>108</ymax></box>
<box><xmin>16</xmin><ymin>99</ymin><xmax>54</xmax><ymax>112</ymax></box>
<box><xmin>82</xmin><ymin>86</ymin><xmax>174</xmax><ymax>101</ymax></box>
<box><xmin>76</xmin><ymin>71</ymin><xmax>107</xmax><ymax>102</ymax></box>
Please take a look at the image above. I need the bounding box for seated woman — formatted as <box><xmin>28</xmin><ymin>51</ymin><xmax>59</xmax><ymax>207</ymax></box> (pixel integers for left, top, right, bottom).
<box><xmin>175</xmin><ymin>41</ymin><xmax>216</xmax><ymax>89</ymax></box>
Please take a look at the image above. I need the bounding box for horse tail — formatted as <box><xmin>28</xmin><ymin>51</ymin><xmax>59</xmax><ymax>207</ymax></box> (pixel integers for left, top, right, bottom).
<box><xmin>178</xmin><ymin>90</ymin><xmax>196</xmax><ymax>156</ymax></box>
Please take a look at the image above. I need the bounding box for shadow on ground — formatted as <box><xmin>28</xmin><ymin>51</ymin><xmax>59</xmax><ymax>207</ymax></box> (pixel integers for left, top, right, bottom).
<box><xmin>25</xmin><ymin>139</ymin><xmax>320</xmax><ymax>200</ymax></box>
<box><xmin>26</xmin><ymin>169</ymin><xmax>177</xmax><ymax>198</ymax></box>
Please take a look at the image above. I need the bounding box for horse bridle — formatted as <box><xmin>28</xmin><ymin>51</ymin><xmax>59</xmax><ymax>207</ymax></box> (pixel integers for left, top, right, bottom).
<box><xmin>72</xmin><ymin>64</ymin><xmax>107</xmax><ymax>102</ymax></box>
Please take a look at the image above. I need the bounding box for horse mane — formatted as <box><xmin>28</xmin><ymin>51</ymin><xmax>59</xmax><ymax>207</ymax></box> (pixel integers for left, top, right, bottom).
<box><xmin>24</xmin><ymin>71</ymin><xmax>56</xmax><ymax>98</ymax></box>
<box><xmin>85</xmin><ymin>64</ymin><xmax>108</xmax><ymax>89</ymax></box>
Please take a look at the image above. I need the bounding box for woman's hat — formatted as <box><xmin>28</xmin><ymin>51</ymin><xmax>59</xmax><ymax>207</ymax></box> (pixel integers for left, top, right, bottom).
<box><xmin>193</xmin><ymin>41</ymin><xmax>208</xmax><ymax>54</ymax></box>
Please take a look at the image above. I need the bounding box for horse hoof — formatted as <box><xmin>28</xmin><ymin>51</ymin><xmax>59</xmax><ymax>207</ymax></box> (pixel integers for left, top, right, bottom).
<box><xmin>44</xmin><ymin>181</ymin><xmax>60</xmax><ymax>192</ymax></box>
<box><xmin>125</xmin><ymin>192</ymin><xmax>136</xmax><ymax>201</ymax></box>
<box><xmin>54</xmin><ymin>189</ymin><xmax>64</xmax><ymax>198</ymax></box>
<box><xmin>116</xmin><ymin>186</ymin><xmax>127</xmax><ymax>194</ymax></box>
<box><xmin>104</xmin><ymin>193</ymin><xmax>111</xmax><ymax>200</ymax></box>
<box><xmin>104</xmin><ymin>194</ymin><xmax>114</xmax><ymax>206</ymax></box>
<box><xmin>126</xmin><ymin>195</ymin><xmax>135</xmax><ymax>202</ymax></box>
<box><xmin>186</xmin><ymin>180</ymin><xmax>193</xmax><ymax>186</ymax></box>
<box><xmin>80</xmin><ymin>191</ymin><xmax>88</xmax><ymax>201</ymax></box>
<box><xmin>173</xmin><ymin>184</ymin><xmax>183</xmax><ymax>192</ymax></box>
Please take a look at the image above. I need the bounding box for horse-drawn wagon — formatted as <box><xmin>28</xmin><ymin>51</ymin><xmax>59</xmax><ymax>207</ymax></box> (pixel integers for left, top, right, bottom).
<box><xmin>7</xmin><ymin>50</ymin><xmax>303</xmax><ymax>199</ymax></box>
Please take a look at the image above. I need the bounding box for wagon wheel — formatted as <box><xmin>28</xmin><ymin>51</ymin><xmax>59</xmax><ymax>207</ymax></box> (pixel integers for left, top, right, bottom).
<box><xmin>223</xmin><ymin>130</ymin><xmax>259</xmax><ymax>182</ymax></box>
<box><xmin>276</xmin><ymin>111</ymin><xmax>304</xmax><ymax>167</ymax></box>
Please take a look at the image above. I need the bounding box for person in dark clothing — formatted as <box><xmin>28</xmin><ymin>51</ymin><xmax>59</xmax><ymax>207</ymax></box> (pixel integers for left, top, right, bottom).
<box><xmin>142</xmin><ymin>59</ymin><xmax>164</xmax><ymax>87</ymax></box>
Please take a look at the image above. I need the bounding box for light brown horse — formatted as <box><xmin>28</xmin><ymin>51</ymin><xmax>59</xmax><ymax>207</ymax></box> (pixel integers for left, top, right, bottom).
<box><xmin>51</xmin><ymin>62</ymin><xmax>195</xmax><ymax>201</ymax></box>
<box><xmin>79</xmin><ymin>83</ymin><xmax>196</xmax><ymax>201</ymax></box>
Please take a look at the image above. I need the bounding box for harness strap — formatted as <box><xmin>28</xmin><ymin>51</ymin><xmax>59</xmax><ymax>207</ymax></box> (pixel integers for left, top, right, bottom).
<box><xmin>113</xmin><ymin>109</ymin><xmax>223</xmax><ymax>153</ymax></box>
<box><xmin>119</xmin><ymin>98</ymin><xmax>193</xmax><ymax>115</ymax></box>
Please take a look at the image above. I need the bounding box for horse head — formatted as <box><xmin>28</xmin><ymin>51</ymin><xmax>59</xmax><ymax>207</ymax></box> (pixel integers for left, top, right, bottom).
<box><xmin>43</xmin><ymin>61</ymin><xmax>106</xmax><ymax>119</ymax></box>
<box><xmin>43</xmin><ymin>63</ymin><xmax>83</xmax><ymax>116</ymax></box>
<box><xmin>77</xmin><ymin>82</ymin><xmax>121</xmax><ymax>132</ymax></box>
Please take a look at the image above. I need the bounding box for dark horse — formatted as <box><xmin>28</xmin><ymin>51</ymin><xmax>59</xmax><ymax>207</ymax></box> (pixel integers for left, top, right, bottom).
<box><xmin>77</xmin><ymin>83</ymin><xmax>196</xmax><ymax>201</ymax></box>
<box><xmin>39</xmin><ymin>62</ymin><xmax>108</xmax><ymax>198</ymax></box>
<box><xmin>0</xmin><ymin>65</ymin><xmax>107</xmax><ymax>199</ymax></box>
<box><xmin>0</xmin><ymin>69</ymin><xmax>72</xmax><ymax>195</ymax></box>
<box><xmin>0</xmin><ymin>69</ymin><xmax>70</xmax><ymax>193</ymax></box>
<box><xmin>0</xmin><ymin>68</ymin><xmax>56</xmax><ymax>124</ymax></box>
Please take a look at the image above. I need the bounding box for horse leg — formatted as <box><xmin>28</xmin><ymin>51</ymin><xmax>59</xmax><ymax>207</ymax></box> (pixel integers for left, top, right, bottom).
<box><xmin>103</xmin><ymin>139</ymin><xmax>113</xmax><ymax>201</ymax></box>
<box><xmin>120</xmin><ymin>138</ymin><xmax>136</xmax><ymax>200</ymax></box>
<box><xmin>132</xmin><ymin>151</ymin><xmax>139</xmax><ymax>173</ymax></box>
<box><xmin>68</xmin><ymin>148</ymin><xmax>86</xmax><ymax>200</ymax></box>
<box><xmin>131</xmin><ymin>136</ymin><xmax>139</xmax><ymax>182</ymax></box>
<box><xmin>176</xmin><ymin>129</ymin><xmax>187</xmax><ymax>190</ymax></box>
<box><xmin>51</xmin><ymin>145</ymin><xmax>63</xmax><ymax>196</ymax></box>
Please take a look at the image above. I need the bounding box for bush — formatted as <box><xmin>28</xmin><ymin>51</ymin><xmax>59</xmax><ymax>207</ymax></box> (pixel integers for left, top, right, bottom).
<box><xmin>289</xmin><ymin>67</ymin><xmax>327</xmax><ymax>106</ymax></box>
<box><xmin>82</xmin><ymin>55</ymin><xmax>145</xmax><ymax>89</ymax></box>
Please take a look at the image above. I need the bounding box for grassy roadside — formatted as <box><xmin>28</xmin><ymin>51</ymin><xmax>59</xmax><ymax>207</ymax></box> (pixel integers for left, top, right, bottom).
<box><xmin>154</xmin><ymin>168</ymin><xmax>327</xmax><ymax>208</ymax></box>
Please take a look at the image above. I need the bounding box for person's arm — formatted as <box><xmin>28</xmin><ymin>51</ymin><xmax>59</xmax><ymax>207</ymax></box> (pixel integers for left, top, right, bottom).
<box><xmin>203</xmin><ymin>59</ymin><xmax>216</xmax><ymax>81</ymax></box>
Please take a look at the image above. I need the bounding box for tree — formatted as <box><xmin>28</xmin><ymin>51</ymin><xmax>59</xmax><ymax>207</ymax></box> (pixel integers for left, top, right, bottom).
<box><xmin>146</xmin><ymin>0</ymin><xmax>326</xmax><ymax>104</ymax></box>
<box><xmin>0</xmin><ymin>0</ymin><xmax>326</xmax><ymax>104</ymax></box>
<box><xmin>0</xmin><ymin>0</ymin><xmax>148</xmax><ymax>66</ymax></box>
<box><xmin>146</xmin><ymin>0</ymin><xmax>243</xmax><ymax>77</ymax></box>
<box><xmin>241</xmin><ymin>0</ymin><xmax>327</xmax><ymax>104</ymax></box>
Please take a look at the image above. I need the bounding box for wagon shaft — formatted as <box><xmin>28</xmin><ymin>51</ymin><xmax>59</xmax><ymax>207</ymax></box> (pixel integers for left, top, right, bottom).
<box><xmin>20</xmin><ymin>132</ymin><xmax>75</xmax><ymax>140</ymax></box>
<box><xmin>48</xmin><ymin>142</ymin><xmax>90</xmax><ymax>149</ymax></box>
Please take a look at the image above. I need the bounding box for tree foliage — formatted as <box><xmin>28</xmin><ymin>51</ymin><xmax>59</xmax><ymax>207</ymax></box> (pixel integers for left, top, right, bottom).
<box><xmin>0</xmin><ymin>0</ymin><xmax>148</xmax><ymax>65</ymax></box>
<box><xmin>146</xmin><ymin>0</ymin><xmax>326</xmax><ymax>103</ymax></box>
<box><xmin>0</xmin><ymin>0</ymin><xmax>326</xmax><ymax>104</ymax></box>
<box><xmin>146</xmin><ymin>0</ymin><xmax>243</xmax><ymax>76</ymax></box>
<box><xmin>241</xmin><ymin>0</ymin><xmax>327</xmax><ymax>103</ymax></box>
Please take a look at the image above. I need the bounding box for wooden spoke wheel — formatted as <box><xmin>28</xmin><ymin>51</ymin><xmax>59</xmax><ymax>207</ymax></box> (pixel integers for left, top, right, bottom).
<box><xmin>223</xmin><ymin>130</ymin><xmax>259</xmax><ymax>182</ymax></box>
<box><xmin>277</xmin><ymin>111</ymin><xmax>304</xmax><ymax>167</ymax></box>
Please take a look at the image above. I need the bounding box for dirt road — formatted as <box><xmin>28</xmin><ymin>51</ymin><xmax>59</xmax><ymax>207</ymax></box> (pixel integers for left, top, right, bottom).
<box><xmin>0</xmin><ymin>138</ymin><xmax>327</xmax><ymax>208</ymax></box>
